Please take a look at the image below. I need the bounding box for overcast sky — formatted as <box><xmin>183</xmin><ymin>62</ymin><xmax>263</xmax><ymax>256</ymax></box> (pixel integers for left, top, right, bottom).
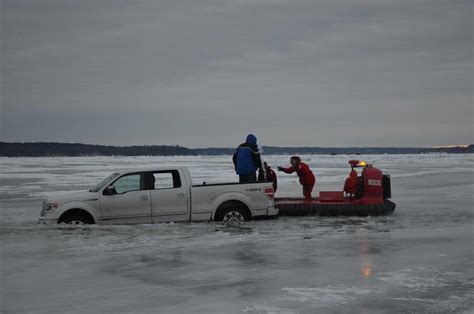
<box><xmin>2</xmin><ymin>0</ymin><xmax>472</xmax><ymax>147</ymax></box>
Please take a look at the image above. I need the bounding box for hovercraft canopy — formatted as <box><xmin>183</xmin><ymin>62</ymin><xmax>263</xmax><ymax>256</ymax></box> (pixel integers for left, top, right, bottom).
<box><xmin>347</xmin><ymin>160</ymin><xmax>391</xmax><ymax>201</ymax></box>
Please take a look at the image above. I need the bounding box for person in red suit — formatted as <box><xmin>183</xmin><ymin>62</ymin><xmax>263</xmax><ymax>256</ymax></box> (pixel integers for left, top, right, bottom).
<box><xmin>343</xmin><ymin>168</ymin><xmax>358</xmax><ymax>198</ymax></box>
<box><xmin>278</xmin><ymin>156</ymin><xmax>316</xmax><ymax>201</ymax></box>
<box><xmin>258</xmin><ymin>162</ymin><xmax>278</xmax><ymax>193</ymax></box>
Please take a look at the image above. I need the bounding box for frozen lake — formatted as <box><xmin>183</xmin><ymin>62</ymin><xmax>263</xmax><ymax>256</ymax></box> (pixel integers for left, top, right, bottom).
<box><xmin>1</xmin><ymin>154</ymin><xmax>473</xmax><ymax>313</ymax></box>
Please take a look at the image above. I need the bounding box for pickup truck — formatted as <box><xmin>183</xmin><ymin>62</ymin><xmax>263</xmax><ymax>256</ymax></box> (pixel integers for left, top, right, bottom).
<box><xmin>38</xmin><ymin>167</ymin><xmax>278</xmax><ymax>225</ymax></box>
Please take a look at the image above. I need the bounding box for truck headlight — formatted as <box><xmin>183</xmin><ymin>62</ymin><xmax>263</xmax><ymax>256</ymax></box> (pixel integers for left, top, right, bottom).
<box><xmin>42</xmin><ymin>202</ymin><xmax>58</xmax><ymax>214</ymax></box>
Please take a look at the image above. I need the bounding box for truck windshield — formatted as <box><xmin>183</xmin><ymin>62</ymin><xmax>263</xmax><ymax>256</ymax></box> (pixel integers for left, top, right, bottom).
<box><xmin>89</xmin><ymin>173</ymin><xmax>120</xmax><ymax>192</ymax></box>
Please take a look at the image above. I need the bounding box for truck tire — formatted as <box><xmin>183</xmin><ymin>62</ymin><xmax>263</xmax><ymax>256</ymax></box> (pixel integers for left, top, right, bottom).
<box><xmin>58</xmin><ymin>209</ymin><xmax>95</xmax><ymax>225</ymax></box>
<box><xmin>215</xmin><ymin>202</ymin><xmax>251</xmax><ymax>224</ymax></box>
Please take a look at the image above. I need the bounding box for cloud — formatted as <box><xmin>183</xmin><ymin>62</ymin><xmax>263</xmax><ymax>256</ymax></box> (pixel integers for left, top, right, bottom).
<box><xmin>2</xmin><ymin>0</ymin><xmax>472</xmax><ymax>146</ymax></box>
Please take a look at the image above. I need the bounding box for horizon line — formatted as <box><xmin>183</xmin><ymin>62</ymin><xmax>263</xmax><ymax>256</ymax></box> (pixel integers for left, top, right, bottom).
<box><xmin>1</xmin><ymin>141</ymin><xmax>472</xmax><ymax>149</ymax></box>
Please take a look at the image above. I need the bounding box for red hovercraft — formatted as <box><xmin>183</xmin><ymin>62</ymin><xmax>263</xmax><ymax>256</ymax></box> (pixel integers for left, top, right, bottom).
<box><xmin>275</xmin><ymin>160</ymin><xmax>396</xmax><ymax>217</ymax></box>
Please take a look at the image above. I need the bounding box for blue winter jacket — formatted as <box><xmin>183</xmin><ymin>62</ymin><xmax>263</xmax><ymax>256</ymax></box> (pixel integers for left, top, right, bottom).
<box><xmin>232</xmin><ymin>134</ymin><xmax>263</xmax><ymax>175</ymax></box>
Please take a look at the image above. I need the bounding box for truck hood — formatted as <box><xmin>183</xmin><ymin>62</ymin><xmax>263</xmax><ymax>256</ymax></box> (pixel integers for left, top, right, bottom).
<box><xmin>46</xmin><ymin>190</ymin><xmax>98</xmax><ymax>205</ymax></box>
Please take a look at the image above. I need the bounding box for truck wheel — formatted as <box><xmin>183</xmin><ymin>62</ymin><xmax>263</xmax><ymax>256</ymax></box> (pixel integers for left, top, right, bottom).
<box><xmin>215</xmin><ymin>203</ymin><xmax>250</xmax><ymax>225</ymax></box>
<box><xmin>58</xmin><ymin>210</ymin><xmax>94</xmax><ymax>225</ymax></box>
<box><xmin>61</xmin><ymin>217</ymin><xmax>87</xmax><ymax>225</ymax></box>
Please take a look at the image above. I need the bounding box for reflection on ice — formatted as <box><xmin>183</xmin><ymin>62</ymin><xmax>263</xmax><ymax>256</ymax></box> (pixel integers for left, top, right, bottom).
<box><xmin>362</xmin><ymin>266</ymin><xmax>372</xmax><ymax>278</ymax></box>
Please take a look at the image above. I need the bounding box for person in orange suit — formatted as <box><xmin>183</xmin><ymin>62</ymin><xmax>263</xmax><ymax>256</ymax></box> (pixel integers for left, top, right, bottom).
<box><xmin>278</xmin><ymin>156</ymin><xmax>316</xmax><ymax>201</ymax></box>
<box><xmin>344</xmin><ymin>168</ymin><xmax>358</xmax><ymax>198</ymax></box>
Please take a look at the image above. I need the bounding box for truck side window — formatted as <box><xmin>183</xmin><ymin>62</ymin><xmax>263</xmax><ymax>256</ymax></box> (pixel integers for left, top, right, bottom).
<box><xmin>113</xmin><ymin>174</ymin><xmax>142</xmax><ymax>194</ymax></box>
<box><xmin>153</xmin><ymin>171</ymin><xmax>181</xmax><ymax>189</ymax></box>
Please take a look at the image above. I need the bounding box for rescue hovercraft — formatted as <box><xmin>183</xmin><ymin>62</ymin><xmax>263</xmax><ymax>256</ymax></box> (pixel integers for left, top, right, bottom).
<box><xmin>275</xmin><ymin>160</ymin><xmax>395</xmax><ymax>217</ymax></box>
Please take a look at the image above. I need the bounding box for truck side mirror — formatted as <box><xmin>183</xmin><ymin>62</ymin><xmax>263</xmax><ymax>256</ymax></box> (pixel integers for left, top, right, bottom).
<box><xmin>103</xmin><ymin>185</ymin><xmax>117</xmax><ymax>196</ymax></box>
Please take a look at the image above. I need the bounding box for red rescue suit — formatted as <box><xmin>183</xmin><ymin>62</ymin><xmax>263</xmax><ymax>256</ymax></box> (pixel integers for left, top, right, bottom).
<box><xmin>280</xmin><ymin>162</ymin><xmax>316</xmax><ymax>200</ymax></box>
<box><xmin>258</xmin><ymin>164</ymin><xmax>278</xmax><ymax>192</ymax></box>
<box><xmin>266</xmin><ymin>167</ymin><xmax>278</xmax><ymax>193</ymax></box>
<box><xmin>344</xmin><ymin>169</ymin><xmax>358</xmax><ymax>196</ymax></box>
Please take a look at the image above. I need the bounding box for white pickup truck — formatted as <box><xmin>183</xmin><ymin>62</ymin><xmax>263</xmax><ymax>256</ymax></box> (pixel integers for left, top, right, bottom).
<box><xmin>39</xmin><ymin>167</ymin><xmax>277</xmax><ymax>225</ymax></box>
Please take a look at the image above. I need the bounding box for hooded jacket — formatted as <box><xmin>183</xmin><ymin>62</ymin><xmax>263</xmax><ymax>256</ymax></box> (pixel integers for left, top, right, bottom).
<box><xmin>233</xmin><ymin>134</ymin><xmax>263</xmax><ymax>175</ymax></box>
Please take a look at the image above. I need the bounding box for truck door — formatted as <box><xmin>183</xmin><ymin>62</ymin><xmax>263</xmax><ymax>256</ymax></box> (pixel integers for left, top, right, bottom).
<box><xmin>100</xmin><ymin>172</ymin><xmax>152</xmax><ymax>224</ymax></box>
<box><xmin>150</xmin><ymin>170</ymin><xmax>189</xmax><ymax>222</ymax></box>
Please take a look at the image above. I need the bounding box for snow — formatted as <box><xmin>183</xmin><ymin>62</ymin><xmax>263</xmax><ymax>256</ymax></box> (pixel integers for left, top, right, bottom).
<box><xmin>0</xmin><ymin>154</ymin><xmax>473</xmax><ymax>313</ymax></box>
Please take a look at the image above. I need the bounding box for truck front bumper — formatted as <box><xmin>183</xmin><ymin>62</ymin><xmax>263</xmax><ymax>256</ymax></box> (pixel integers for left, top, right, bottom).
<box><xmin>38</xmin><ymin>218</ymin><xmax>57</xmax><ymax>225</ymax></box>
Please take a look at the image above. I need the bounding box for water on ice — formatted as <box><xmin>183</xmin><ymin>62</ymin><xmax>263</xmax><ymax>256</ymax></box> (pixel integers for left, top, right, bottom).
<box><xmin>0</xmin><ymin>154</ymin><xmax>473</xmax><ymax>313</ymax></box>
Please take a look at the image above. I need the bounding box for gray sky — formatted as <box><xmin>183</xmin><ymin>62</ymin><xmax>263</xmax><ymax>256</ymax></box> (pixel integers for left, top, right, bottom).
<box><xmin>2</xmin><ymin>0</ymin><xmax>472</xmax><ymax>147</ymax></box>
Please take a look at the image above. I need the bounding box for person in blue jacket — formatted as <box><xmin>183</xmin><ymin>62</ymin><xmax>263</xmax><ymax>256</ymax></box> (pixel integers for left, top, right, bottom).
<box><xmin>232</xmin><ymin>134</ymin><xmax>263</xmax><ymax>183</ymax></box>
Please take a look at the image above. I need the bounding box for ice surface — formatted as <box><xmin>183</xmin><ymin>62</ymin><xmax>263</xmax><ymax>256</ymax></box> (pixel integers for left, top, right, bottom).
<box><xmin>0</xmin><ymin>154</ymin><xmax>473</xmax><ymax>313</ymax></box>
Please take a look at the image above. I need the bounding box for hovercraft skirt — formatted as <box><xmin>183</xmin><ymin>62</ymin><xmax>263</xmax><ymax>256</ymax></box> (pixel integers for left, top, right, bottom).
<box><xmin>276</xmin><ymin>199</ymin><xmax>396</xmax><ymax>217</ymax></box>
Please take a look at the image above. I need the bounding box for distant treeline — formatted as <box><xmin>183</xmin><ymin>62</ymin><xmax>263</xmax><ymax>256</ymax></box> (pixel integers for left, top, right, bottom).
<box><xmin>195</xmin><ymin>145</ymin><xmax>474</xmax><ymax>155</ymax></box>
<box><xmin>0</xmin><ymin>142</ymin><xmax>194</xmax><ymax>157</ymax></box>
<box><xmin>1</xmin><ymin>142</ymin><xmax>472</xmax><ymax>157</ymax></box>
